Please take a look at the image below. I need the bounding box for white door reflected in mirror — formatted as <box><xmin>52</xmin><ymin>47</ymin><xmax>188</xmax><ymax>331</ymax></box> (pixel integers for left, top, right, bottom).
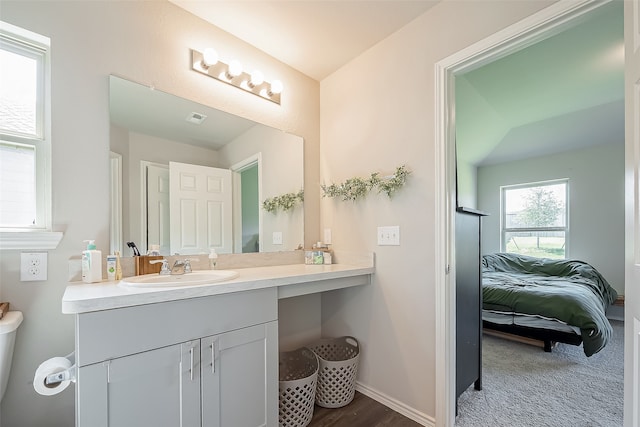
<box><xmin>169</xmin><ymin>161</ymin><xmax>232</xmax><ymax>255</ymax></box>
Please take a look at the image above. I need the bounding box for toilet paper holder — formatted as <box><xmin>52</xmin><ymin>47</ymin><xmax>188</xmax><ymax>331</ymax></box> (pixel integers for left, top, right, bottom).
<box><xmin>44</xmin><ymin>352</ymin><xmax>76</xmax><ymax>385</ymax></box>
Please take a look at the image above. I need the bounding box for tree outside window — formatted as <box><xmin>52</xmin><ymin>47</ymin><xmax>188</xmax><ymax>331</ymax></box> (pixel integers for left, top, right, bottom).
<box><xmin>502</xmin><ymin>180</ymin><xmax>568</xmax><ymax>259</ymax></box>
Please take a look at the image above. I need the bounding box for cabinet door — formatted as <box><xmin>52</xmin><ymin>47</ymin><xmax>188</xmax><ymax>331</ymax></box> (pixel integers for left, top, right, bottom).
<box><xmin>78</xmin><ymin>341</ymin><xmax>201</xmax><ymax>427</ymax></box>
<box><xmin>201</xmin><ymin>321</ymin><xmax>278</xmax><ymax>427</ymax></box>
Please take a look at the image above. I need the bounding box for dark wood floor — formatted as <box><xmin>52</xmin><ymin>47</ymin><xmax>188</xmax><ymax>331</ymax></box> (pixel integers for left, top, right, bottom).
<box><xmin>308</xmin><ymin>392</ymin><xmax>423</xmax><ymax>427</ymax></box>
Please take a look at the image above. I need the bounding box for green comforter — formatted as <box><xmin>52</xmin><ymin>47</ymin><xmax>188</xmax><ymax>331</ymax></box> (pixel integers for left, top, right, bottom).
<box><xmin>482</xmin><ymin>253</ymin><xmax>618</xmax><ymax>356</ymax></box>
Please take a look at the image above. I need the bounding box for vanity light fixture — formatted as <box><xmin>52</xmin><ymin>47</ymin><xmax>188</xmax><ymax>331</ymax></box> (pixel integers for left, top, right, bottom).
<box><xmin>191</xmin><ymin>48</ymin><xmax>282</xmax><ymax>105</ymax></box>
<box><xmin>226</xmin><ymin>60</ymin><xmax>243</xmax><ymax>79</ymax></box>
<box><xmin>248</xmin><ymin>70</ymin><xmax>264</xmax><ymax>88</ymax></box>
<box><xmin>201</xmin><ymin>48</ymin><xmax>219</xmax><ymax>67</ymax></box>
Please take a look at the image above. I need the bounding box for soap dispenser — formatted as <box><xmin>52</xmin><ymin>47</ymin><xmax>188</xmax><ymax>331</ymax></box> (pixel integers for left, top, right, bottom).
<box><xmin>209</xmin><ymin>248</ymin><xmax>218</xmax><ymax>270</ymax></box>
<box><xmin>82</xmin><ymin>240</ymin><xmax>102</xmax><ymax>283</ymax></box>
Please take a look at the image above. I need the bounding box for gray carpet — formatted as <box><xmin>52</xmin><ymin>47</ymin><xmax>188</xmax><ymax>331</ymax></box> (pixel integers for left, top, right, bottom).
<box><xmin>456</xmin><ymin>320</ymin><xmax>624</xmax><ymax>427</ymax></box>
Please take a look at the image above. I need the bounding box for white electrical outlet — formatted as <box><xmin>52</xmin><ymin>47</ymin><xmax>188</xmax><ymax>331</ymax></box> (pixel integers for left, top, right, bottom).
<box><xmin>20</xmin><ymin>252</ymin><xmax>48</xmax><ymax>281</ymax></box>
<box><xmin>377</xmin><ymin>226</ymin><xmax>400</xmax><ymax>246</ymax></box>
<box><xmin>272</xmin><ymin>231</ymin><xmax>283</xmax><ymax>245</ymax></box>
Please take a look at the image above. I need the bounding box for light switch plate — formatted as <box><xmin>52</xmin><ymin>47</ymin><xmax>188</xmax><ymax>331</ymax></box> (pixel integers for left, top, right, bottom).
<box><xmin>20</xmin><ymin>252</ymin><xmax>48</xmax><ymax>281</ymax></box>
<box><xmin>272</xmin><ymin>231</ymin><xmax>283</xmax><ymax>245</ymax></box>
<box><xmin>377</xmin><ymin>226</ymin><xmax>400</xmax><ymax>246</ymax></box>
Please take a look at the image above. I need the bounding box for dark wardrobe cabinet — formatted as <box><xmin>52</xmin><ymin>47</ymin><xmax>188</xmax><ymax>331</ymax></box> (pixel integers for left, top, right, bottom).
<box><xmin>455</xmin><ymin>207</ymin><xmax>488</xmax><ymax>408</ymax></box>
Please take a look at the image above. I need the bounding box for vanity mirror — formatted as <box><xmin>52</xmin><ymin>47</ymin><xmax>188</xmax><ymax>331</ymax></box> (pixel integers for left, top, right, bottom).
<box><xmin>109</xmin><ymin>75</ymin><xmax>304</xmax><ymax>256</ymax></box>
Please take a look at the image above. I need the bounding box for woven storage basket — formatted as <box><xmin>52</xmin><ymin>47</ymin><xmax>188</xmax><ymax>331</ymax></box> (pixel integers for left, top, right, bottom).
<box><xmin>278</xmin><ymin>347</ymin><xmax>319</xmax><ymax>427</ymax></box>
<box><xmin>309</xmin><ymin>336</ymin><xmax>360</xmax><ymax>408</ymax></box>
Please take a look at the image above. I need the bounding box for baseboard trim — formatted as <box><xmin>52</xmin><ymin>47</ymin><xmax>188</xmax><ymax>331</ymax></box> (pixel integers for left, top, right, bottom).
<box><xmin>607</xmin><ymin>296</ymin><xmax>625</xmax><ymax>321</ymax></box>
<box><xmin>355</xmin><ymin>382</ymin><xmax>435</xmax><ymax>427</ymax></box>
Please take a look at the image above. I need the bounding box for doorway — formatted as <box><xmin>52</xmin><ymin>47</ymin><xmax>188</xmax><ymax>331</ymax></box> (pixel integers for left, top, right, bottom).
<box><xmin>434</xmin><ymin>1</ymin><xmax>623</xmax><ymax>426</ymax></box>
<box><xmin>231</xmin><ymin>153</ymin><xmax>263</xmax><ymax>253</ymax></box>
<box><xmin>239</xmin><ymin>163</ymin><xmax>259</xmax><ymax>253</ymax></box>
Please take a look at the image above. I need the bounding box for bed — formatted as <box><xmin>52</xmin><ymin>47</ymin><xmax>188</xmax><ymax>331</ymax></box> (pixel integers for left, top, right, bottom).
<box><xmin>481</xmin><ymin>252</ymin><xmax>618</xmax><ymax>356</ymax></box>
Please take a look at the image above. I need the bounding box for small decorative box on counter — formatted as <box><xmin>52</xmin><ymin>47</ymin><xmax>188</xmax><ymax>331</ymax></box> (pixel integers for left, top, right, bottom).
<box><xmin>134</xmin><ymin>255</ymin><xmax>164</xmax><ymax>275</ymax></box>
<box><xmin>304</xmin><ymin>246</ymin><xmax>332</xmax><ymax>265</ymax></box>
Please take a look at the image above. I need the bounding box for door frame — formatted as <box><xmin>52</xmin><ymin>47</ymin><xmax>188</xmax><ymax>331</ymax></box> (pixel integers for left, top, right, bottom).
<box><xmin>623</xmin><ymin>0</ymin><xmax>640</xmax><ymax>424</ymax></box>
<box><xmin>434</xmin><ymin>1</ymin><xmax>616</xmax><ymax>426</ymax></box>
<box><xmin>230</xmin><ymin>153</ymin><xmax>263</xmax><ymax>253</ymax></box>
<box><xmin>140</xmin><ymin>160</ymin><xmax>169</xmax><ymax>256</ymax></box>
<box><xmin>109</xmin><ymin>151</ymin><xmax>123</xmax><ymax>256</ymax></box>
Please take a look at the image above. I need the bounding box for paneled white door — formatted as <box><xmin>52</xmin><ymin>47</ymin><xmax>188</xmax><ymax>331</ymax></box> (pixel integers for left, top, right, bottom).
<box><xmin>169</xmin><ymin>161</ymin><xmax>232</xmax><ymax>255</ymax></box>
<box><xmin>624</xmin><ymin>1</ymin><xmax>640</xmax><ymax>426</ymax></box>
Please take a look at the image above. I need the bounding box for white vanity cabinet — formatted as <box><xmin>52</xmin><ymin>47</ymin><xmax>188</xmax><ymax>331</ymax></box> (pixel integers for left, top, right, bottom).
<box><xmin>78</xmin><ymin>340</ymin><xmax>200</xmax><ymax>426</ymax></box>
<box><xmin>201</xmin><ymin>323</ymin><xmax>278</xmax><ymax>427</ymax></box>
<box><xmin>64</xmin><ymin>259</ymin><xmax>375</xmax><ymax>427</ymax></box>
<box><xmin>74</xmin><ymin>288</ymin><xmax>278</xmax><ymax>427</ymax></box>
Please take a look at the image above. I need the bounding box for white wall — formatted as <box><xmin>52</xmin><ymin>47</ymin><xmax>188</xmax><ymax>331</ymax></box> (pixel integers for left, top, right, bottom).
<box><xmin>477</xmin><ymin>142</ymin><xmax>625</xmax><ymax>295</ymax></box>
<box><xmin>319</xmin><ymin>0</ymin><xmax>554</xmax><ymax>421</ymax></box>
<box><xmin>0</xmin><ymin>2</ymin><xmax>320</xmax><ymax>426</ymax></box>
<box><xmin>456</xmin><ymin>158</ymin><xmax>477</xmax><ymax>208</ymax></box>
<box><xmin>219</xmin><ymin>125</ymin><xmax>305</xmax><ymax>252</ymax></box>
<box><xmin>455</xmin><ymin>75</ymin><xmax>510</xmax><ymax>209</ymax></box>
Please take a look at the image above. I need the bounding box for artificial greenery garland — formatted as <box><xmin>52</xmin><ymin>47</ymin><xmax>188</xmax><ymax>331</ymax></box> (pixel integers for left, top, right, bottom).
<box><xmin>262</xmin><ymin>189</ymin><xmax>304</xmax><ymax>213</ymax></box>
<box><xmin>321</xmin><ymin>165</ymin><xmax>410</xmax><ymax>201</ymax></box>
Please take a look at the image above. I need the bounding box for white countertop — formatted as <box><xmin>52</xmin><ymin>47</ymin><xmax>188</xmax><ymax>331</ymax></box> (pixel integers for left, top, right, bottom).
<box><xmin>62</xmin><ymin>262</ymin><xmax>374</xmax><ymax>314</ymax></box>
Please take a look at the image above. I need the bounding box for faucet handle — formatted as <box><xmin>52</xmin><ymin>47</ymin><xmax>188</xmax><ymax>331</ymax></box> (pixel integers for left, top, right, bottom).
<box><xmin>149</xmin><ymin>259</ymin><xmax>170</xmax><ymax>275</ymax></box>
<box><xmin>183</xmin><ymin>259</ymin><xmax>192</xmax><ymax>273</ymax></box>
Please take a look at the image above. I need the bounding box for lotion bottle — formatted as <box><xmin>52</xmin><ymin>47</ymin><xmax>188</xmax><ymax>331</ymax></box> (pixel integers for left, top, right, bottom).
<box><xmin>82</xmin><ymin>240</ymin><xmax>102</xmax><ymax>283</ymax></box>
<box><xmin>106</xmin><ymin>254</ymin><xmax>117</xmax><ymax>281</ymax></box>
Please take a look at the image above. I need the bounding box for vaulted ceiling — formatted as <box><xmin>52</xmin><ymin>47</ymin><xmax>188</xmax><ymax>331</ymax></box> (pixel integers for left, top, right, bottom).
<box><xmin>456</xmin><ymin>1</ymin><xmax>624</xmax><ymax>166</ymax></box>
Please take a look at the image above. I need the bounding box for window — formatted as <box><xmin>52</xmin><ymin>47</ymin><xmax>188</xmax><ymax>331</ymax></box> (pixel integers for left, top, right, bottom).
<box><xmin>501</xmin><ymin>179</ymin><xmax>568</xmax><ymax>259</ymax></box>
<box><xmin>0</xmin><ymin>21</ymin><xmax>59</xmax><ymax>249</ymax></box>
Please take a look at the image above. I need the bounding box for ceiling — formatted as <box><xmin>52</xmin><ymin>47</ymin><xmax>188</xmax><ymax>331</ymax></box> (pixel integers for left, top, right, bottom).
<box><xmin>110</xmin><ymin>75</ymin><xmax>258</xmax><ymax>149</ymax></box>
<box><xmin>129</xmin><ymin>1</ymin><xmax>624</xmax><ymax>166</ymax></box>
<box><xmin>169</xmin><ymin>0</ymin><xmax>440</xmax><ymax>81</ymax></box>
<box><xmin>456</xmin><ymin>1</ymin><xmax>624</xmax><ymax>166</ymax></box>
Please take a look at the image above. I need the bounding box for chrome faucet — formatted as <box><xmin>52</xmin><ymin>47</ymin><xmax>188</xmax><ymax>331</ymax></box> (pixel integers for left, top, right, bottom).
<box><xmin>149</xmin><ymin>259</ymin><xmax>171</xmax><ymax>275</ymax></box>
<box><xmin>148</xmin><ymin>258</ymin><xmax>191</xmax><ymax>275</ymax></box>
<box><xmin>171</xmin><ymin>259</ymin><xmax>191</xmax><ymax>275</ymax></box>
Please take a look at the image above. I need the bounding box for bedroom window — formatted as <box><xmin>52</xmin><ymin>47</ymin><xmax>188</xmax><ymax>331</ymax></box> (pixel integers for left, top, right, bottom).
<box><xmin>501</xmin><ymin>180</ymin><xmax>568</xmax><ymax>259</ymax></box>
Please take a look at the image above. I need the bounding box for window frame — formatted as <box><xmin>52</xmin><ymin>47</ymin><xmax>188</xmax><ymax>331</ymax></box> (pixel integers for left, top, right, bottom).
<box><xmin>500</xmin><ymin>178</ymin><xmax>569</xmax><ymax>258</ymax></box>
<box><xmin>0</xmin><ymin>21</ymin><xmax>60</xmax><ymax>249</ymax></box>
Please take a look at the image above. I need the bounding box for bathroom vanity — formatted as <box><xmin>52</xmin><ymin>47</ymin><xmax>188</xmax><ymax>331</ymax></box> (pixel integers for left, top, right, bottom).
<box><xmin>62</xmin><ymin>258</ymin><xmax>373</xmax><ymax>427</ymax></box>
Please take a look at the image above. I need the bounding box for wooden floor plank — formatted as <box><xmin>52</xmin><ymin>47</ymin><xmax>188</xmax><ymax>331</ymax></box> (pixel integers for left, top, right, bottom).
<box><xmin>308</xmin><ymin>392</ymin><xmax>422</xmax><ymax>427</ymax></box>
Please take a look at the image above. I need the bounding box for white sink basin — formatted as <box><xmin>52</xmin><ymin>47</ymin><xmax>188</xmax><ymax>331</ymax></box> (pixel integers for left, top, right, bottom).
<box><xmin>119</xmin><ymin>270</ymin><xmax>238</xmax><ymax>287</ymax></box>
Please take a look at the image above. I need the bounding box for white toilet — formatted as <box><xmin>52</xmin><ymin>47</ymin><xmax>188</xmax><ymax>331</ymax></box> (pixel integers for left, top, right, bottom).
<box><xmin>0</xmin><ymin>311</ymin><xmax>22</xmax><ymax>402</ymax></box>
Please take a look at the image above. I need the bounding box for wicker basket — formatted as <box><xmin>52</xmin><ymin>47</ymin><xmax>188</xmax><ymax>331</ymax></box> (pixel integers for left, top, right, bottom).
<box><xmin>309</xmin><ymin>336</ymin><xmax>360</xmax><ymax>408</ymax></box>
<box><xmin>278</xmin><ymin>347</ymin><xmax>319</xmax><ymax>427</ymax></box>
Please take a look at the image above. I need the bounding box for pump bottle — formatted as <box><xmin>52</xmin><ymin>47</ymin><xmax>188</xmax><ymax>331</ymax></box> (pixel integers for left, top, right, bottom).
<box><xmin>209</xmin><ymin>248</ymin><xmax>218</xmax><ymax>270</ymax></box>
<box><xmin>82</xmin><ymin>240</ymin><xmax>102</xmax><ymax>283</ymax></box>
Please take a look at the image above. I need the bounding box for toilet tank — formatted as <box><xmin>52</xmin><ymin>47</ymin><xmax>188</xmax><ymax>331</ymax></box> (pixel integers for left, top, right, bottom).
<box><xmin>0</xmin><ymin>311</ymin><xmax>23</xmax><ymax>402</ymax></box>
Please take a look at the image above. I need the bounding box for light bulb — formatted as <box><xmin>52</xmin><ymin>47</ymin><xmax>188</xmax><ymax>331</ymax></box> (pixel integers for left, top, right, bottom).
<box><xmin>227</xmin><ymin>60</ymin><xmax>243</xmax><ymax>78</ymax></box>
<box><xmin>270</xmin><ymin>80</ymin><xmax>283</xmax><ymax>95</ymax></box>
<box><xmin>250</xmin><ymin>70</ymin><xmax>264</xmax><ymax>87</ymax></box>
<box><xmin>202</xmin><ymin>48</ymin><xmax>218</xmax><ymax>67</ymax></box>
